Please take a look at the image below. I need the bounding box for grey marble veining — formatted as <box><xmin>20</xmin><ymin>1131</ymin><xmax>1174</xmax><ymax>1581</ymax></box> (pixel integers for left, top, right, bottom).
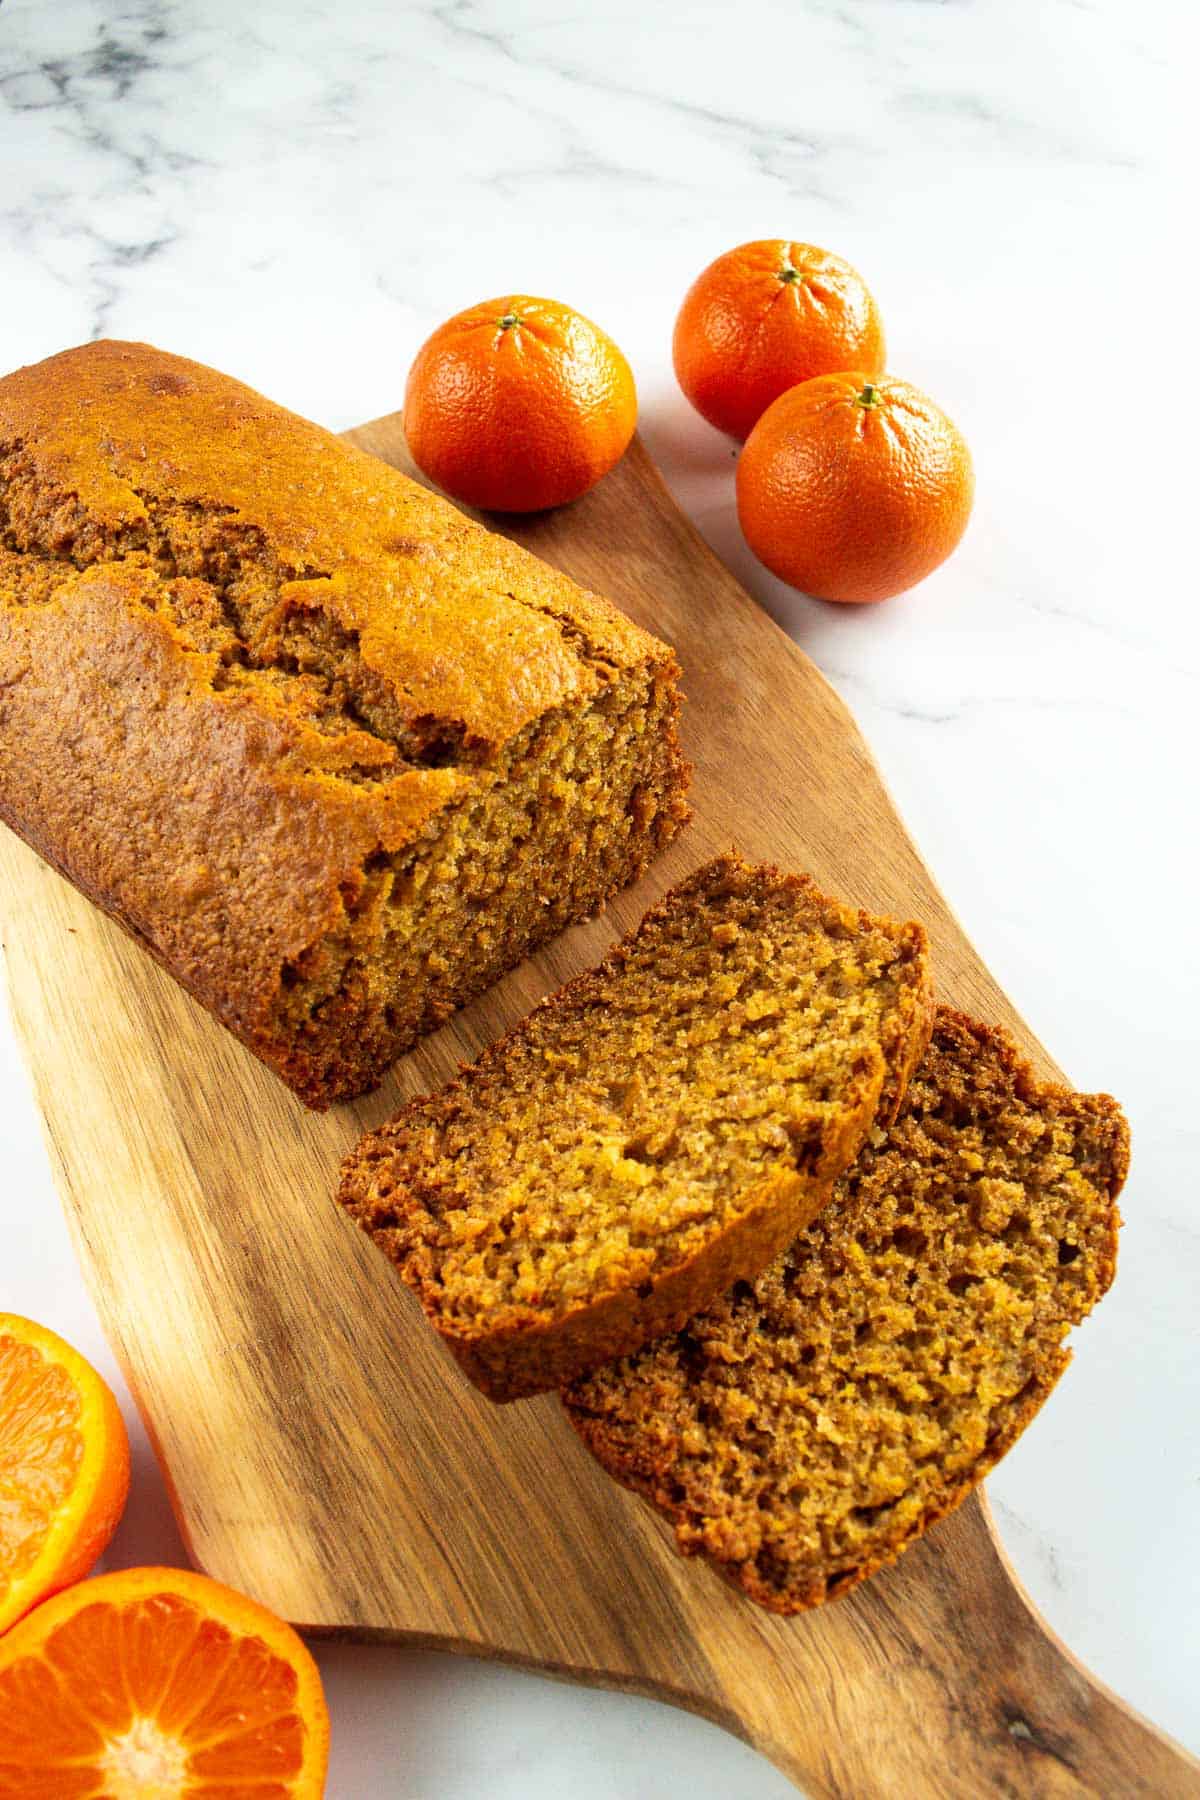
<box><xmin>1</xmin><ymin>2</ymin><xmax>1196</xmax><ymax>1795</ymax></box>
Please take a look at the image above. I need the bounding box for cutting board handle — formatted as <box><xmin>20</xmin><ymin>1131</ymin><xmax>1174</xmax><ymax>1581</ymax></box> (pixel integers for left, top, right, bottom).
<box><xmin>722</xmin><ymin>1493</ymin><xmax>1200</xmax><ymax>1797</ymax></box>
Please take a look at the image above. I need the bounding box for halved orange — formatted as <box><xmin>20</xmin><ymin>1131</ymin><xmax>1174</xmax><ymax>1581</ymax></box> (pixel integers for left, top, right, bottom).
<box><xmin>0</xmin><ymin>1315</ymin><xmax>131</xmax><ymax>1635</ymax></box>
<box><xmin>0</xmin><ymin>1565</ymin><xmax>330</xmax><ymax>1795</ymax></box>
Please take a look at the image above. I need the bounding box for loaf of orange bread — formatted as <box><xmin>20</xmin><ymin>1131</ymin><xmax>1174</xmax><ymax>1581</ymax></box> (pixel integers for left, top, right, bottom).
<box><xmin>0</xmin><ymin>342</ymin><xmax>689</xmax><ymax>1105</ymax></box>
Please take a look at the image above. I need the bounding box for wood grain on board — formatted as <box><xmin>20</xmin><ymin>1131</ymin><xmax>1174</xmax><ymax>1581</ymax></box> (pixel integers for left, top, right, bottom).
<box><xmin>2</xmin><ymin>423</ymin><xmax>1195</xmax><ymax>1798</ymax></box>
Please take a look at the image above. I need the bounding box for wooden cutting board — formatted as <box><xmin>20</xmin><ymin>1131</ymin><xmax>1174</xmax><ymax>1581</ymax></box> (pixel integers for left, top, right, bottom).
<box><xmin>2</xmin><ymin>420</ymin><xmax>1195</xmax><ymax>1799</ymax></box>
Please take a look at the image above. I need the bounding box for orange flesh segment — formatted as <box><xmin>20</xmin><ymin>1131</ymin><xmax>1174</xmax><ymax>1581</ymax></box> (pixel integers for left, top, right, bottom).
<box><xmin>0</xmin><ymin>1335</ymin><xmax>85</xmax><ymax>1600</ymax></box>
<box><xmin>0</xmin><ymin>1592</ymin><xmax>310</xmax><ymax>1793</ymax></box>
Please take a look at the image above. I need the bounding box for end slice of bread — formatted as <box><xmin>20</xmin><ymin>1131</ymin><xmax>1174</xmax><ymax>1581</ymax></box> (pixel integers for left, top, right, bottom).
<box><xmin>564</xmin><ymin>1008</ymin><xmax>1128</xmax><ymax>1612</ymax></box>
<box><xmin>338</xmin><ymin>855</ymin><xmax>933</xmax><ymax>1401</ymax></box>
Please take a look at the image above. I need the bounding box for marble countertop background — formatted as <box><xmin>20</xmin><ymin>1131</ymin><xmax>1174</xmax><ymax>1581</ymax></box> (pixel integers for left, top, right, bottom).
<box><xmin>1</xmin><ymin>1</ymin><xmax>1196</xmax><ymax>1794</ymax></box>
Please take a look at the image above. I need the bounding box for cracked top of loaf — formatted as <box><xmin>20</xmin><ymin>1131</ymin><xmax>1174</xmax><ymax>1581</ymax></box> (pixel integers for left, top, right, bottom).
<box><xmin>0</xmin><ymin>339</ymin><xmax>668</xmax><ymax>768</ymax></box>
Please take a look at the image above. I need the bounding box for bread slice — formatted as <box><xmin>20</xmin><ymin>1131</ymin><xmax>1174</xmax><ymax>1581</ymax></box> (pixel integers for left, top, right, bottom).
<box><xmin>564</xmin><ymin>1009</ymin><xmax>1128</xmax><ymax>1612</ymax></box>
<box><xmin>338</xmin><ymin>855</ymin><xmax>933</xmax><ymax>1402</ymax></box>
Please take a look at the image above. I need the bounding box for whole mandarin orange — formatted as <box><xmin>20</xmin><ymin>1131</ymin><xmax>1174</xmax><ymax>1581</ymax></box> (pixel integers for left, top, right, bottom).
<box><xmin>405</xmin><ymin>295</ymin><xmax>637</xmax><ymax>512</ymax></box>
<box><xmin>736</xmin><ymin>372</ymin><xmax>974</xmax><ymax>604</ymax></box>
<box><xmin>673</xmin><ymin>240</ymin><xmax>885</xmax><ymax>441</ymax></box>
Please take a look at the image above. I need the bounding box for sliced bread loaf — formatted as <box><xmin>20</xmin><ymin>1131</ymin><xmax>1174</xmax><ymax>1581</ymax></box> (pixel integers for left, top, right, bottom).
<box><xmin>338</xmin><ymin>855</ymin><xmax>933</xmax><ymax>1401</ymax></box>
<box><xmin>564</xmin><ymin>1009</ymin><xmax>1128</xmax><ymax>1611</ymax></box>
<box><xmin>0</xmin><ymin>341</ymin><xmax>688</xmax><ymax>1106</ymax></box>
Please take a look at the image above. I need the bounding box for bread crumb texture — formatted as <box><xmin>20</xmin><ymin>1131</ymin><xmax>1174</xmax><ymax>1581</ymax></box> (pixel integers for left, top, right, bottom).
<box><xmin>339</xmin><ymin>856</ymin><xmax>933</xmax><ymax>1399</ymax></box>
<box><xmin>0</xmin><ymin>342</ymin><xmax>688</xmax><ymax>1103</ymax></box>
<box><xmin>564</xmin><ymin>1009</ymin><xmax>1128</xmax><ymax>1613</ymax></box>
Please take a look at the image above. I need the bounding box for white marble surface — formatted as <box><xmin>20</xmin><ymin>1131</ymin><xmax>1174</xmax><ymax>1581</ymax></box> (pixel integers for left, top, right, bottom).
<box><xmin>1</xmin><ymin>1</ymin><xmax>1196</xmax><ymax>1792</ymax></box>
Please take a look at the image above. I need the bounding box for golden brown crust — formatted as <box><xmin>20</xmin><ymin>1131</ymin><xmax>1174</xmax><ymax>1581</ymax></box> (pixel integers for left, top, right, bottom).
<box><xmin>564</xmin><ymin>1008</ymin><xmax>1128</xmax><ymax>1612</ymax></box>
<box><xmin>0</xmin><ymin>342</ymin><xmax>689</xmax><ymax>1104</ymax></box>
<box><xmin>0</xmin><ymin>340</ymin><xmax>657</xmax><ymax>747</ymax></box>
<box><xmin>339</xmin><ymin>855</ymin><xmax>933</xmax><ymax>1400</ymax></box>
